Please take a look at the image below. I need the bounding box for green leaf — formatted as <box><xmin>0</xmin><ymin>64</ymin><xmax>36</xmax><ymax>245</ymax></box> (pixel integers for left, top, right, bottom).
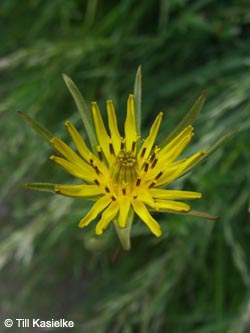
<box><xmin>160</xmin><ymin>92</ymin><xmax>207</xmax><ymax>147</ymax></box>
<box><xmin>22</xmin><ymin>182</ymin><xmax>56</xmax><ymax>193</ymax></box>
<box><xmin>62</xmin><ymin>74</ymin><xmax>98</xmax><ymax>150</ymax></box>
<box><xmin>134</xmin><ymin>65</ymin><xmax>142</xmax><ymax>136</ymax></box>
<box><xmin>19</xmin><ymin>112</ymin><xmax>54</xmax><ymax>146</ymax></box>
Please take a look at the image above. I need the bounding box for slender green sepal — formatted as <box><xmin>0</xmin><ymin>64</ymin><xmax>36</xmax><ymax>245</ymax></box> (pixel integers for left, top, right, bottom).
<box><xmin>184</xmin><ymin>130</ymin><xmax>235</xmax><ymax>174</ymax></box>
<box><xmin>167</xmin><ymin>209</ymin><xmax>218</xmax><ymax>220</ymax></box>
<box><xmin>113</xmin><ymin>209</ymin><xmax>134</xmax><ymax>251</ymax></box>
<box><xmin>62</xmin><ymin>74</ymin><xmax>98</xmax><ymax>150</ymax></box>
<box><xmin>22</xmin><ymin>182</ymin><xmax>56</xmax><ymax>193</ymax></box>
<box><xmin>19</xmin><ymin>112</ymin><xmax>54</xmax><ymax>146</ymax></box>
<box><xmin>160</xmin><ymin>92</ymin><xmax>207</xmax><ymax>147</ymax></box>
<box><xmin>185</xmin><ymin>210</ymin><xmax>218</xmax><ymax>220</ymax></box>
<box><xmin>134</xmin><ymin>65</ymin><xmax>142</xmax><ymax>137</ymax></box>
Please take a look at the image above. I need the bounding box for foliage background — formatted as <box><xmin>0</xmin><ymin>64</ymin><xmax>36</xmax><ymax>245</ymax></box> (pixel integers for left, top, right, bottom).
<box><xmin>0</xmin><ymin>0</ymin><xmax>249</xmax><ymax>332</ymax></box>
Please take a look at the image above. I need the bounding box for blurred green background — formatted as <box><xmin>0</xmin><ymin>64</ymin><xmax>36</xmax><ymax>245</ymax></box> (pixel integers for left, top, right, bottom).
<box><xmin>0</xmin><ymin>0</ymin><xmax>249</xmax><ymax>332</ymax></box>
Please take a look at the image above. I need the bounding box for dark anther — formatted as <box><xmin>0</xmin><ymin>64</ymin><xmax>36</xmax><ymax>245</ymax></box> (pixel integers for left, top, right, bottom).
<box><xmin>150</xmin><ymin>152</ymin><xmax>155</xmax><ymax>163</ymax></box>
<box><xmin>144</xmin><ymin>162</ymin><xmax>149</xmax><ymax>172</ymax></box>
<box><xmin>94</xmin><ymin>179</ymin><xmax>100</xmax><ymax>186</ymax></box>
<box><xmin>140</xmin><ymin>147</ymin><xmax>146</xmax><ymax>158</ymax></box>
<box><xmin>136</xmin><ymin>178</ymin><xmax>141</xmax><ymax>186</ymax></box>
<box><xmin>105</xmin><ymin>186</ymin><xmax>111</xmax><ymax>193</ymax></box>
<box><xmin>155</xmin><ymin>171</ymin><xmax>163</xmax><ymax>180</ymax></box>
<box><xmin>132</xmin><ymin>141</ymin><xmax>136</xmax><ymax>152</ymax></box>
<box><xmin>122</xmin><ymin>188</ymin><xmax>126</xmax><ymax>195</ymax></box>
<box><xmin>109</xmin><ymin>143</ymin><xmax>115</xmax><ymax>155</ymax></box>
<box><xmin>151</xmin><ymin>159</ymin><xmax>158</xmax><ymax>168</ymax></box>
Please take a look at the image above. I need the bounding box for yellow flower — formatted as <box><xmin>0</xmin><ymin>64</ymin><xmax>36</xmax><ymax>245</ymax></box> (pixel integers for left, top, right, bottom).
<box><xmin>49</xmin><ymin>94</ymin><xmax>204</xmax><ymax>240</ymax></box>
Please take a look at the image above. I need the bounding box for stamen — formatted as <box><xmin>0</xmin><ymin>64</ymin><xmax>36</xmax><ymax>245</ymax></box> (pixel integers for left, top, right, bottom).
<box><xmin>144</xmin><ymin>162</ymin><xmax>149</xmax><ymax>173</ymax></box>
<box><xmin>140</xmin><ymin>147</ymin><xmax>146</xmax><ymax>158</ymax></box>
<box><xmin>155</xmin><ymin>171</ymin><xmax>163</xmax><ymax>180</ymax></box>
<box><xmin>111</xmin><ymin>195</ymin><xmax>117</xmax><ymax>201</ymax></box>
<box><xmin>148</xmin><ymin>181</ymin><xmax>156</xmax><ymax>188</ymax></box>
<box><xmin>133</xmin><ymin>195</ymin><xmax>138</xmax><ymax>199</ymax></box>
<box><xmin>132</xmin><ymin>141</ymin><xmax>136</xmax><ymax>153</ymax></box>
<box><xmin>151</xmin><ymin>159</ymin><xmax>158</xmax><ymax>169</ymax></box>
<box><xmin>120</xmin><ymin>140</ymin><xmax>125</xmax><ymax>151</ymax></box>
<box><xmin>94</xmin><ymin>179</ymin><xmax>100</xmax><ymax>186</ymax></box>
<box><xmin>109</xmin><ymin>142</ymin><xmax>115</xmax><ymax>155</ymax></box>
<box><xmin>122</xmin><ymin>187</ymin><xmax>126</xmax><ymax>195</ymax></box>
<box><xmin>136</xmin><ymin>178</ymin><xmax>141</xmax><ymax>186</ymax></box>
<box><xmin>94</xmin><ymin>165</ymin><xmax>100</xmax><ymax>175</ymax></box>
<box><xmin>105</xmin><ymin>186</ymin><xmax>111</xmax><ymax>193</ymax></box>
<box><xmin>150</xmin><ymin>152</ymin><xmax>156</xmax><ymax>163</ymax></box>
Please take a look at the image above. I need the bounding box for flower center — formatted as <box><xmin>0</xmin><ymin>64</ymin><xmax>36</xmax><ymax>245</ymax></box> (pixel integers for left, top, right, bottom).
<box><xmin>111</xmin><ymin>150</ymin><xmax>138</xmax><ymax>191</ymax></box>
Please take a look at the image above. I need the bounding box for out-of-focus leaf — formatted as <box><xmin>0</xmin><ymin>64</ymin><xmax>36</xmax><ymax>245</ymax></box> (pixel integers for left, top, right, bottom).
<box><xmin>160</xmin><ymin>92</ymin><xmax>207</xmax><ymax>147</ymax></box>
<box><xmin>62</xmin><ymin>74</ymin><xmax>98</xmax><ymax>150</ymax></box>
<box><xmin>19</xmin><ymin>112</ymin><xmax>54</xmax><ymax>146</ymax></box>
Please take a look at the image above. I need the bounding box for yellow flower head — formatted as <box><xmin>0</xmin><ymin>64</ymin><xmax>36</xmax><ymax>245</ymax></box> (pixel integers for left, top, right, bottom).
<box><xmin>49</xmin><ymin>94</ymin><xmax>204</xmax><ymax>239</ymax></box>
<box><xmin>22</xmin><ymin>70</ymin><xmax>223</xmax><ymax>250</ymax></box>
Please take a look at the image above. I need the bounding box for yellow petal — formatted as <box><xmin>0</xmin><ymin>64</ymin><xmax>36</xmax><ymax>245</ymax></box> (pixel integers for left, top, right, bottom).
<box><xmin>125</xmin><ymin>94</ymin><xmax>137</xmax><ymax>151</ymax></box>
<box><xmin>107</xmin><ymin>100</ymin><xmax>121</xmax><ymax>154</ymax></box>
<box><xmin>55</xmin><ymin>184</ymin><xmax>104</xmax><ymax>198</ymax></box>
<box><xmin>149</xmin><ymin>189</ymin><xmax>202</xmax><ymax>200</ymax></box>
<box><xmin>136</xmin><ymin>188</ymin><xmax>155</xmax><ymax>208</ymax></box>
<box><xmin>156</xmin><ymin>150</ymin><xmax>205</xmax><ymax>186</ymax></box>
<box><xmin>132</xmin><ymin>198</ymin><xmax>162</xmax><ymax>237</ymax></box>
<box><xmin>50</xmin><ymin>155</ymin><xmax>95</xmax><ymax>182</ymax></box>
<box><xmin>95</xmin><ymin>201</ymin><xmax>119</xmax><ymax>235</ymax></box>
<box><xmin>92</xmin><ymin>102</ymin><xmax>111</xmax><ymax>161</ymax></box>
<box><xmin>160</xmin><ymin>133</ymin><xmax>193</xmax><ymax>163</ymax></box>
<box><xmin>159</xmin><ymin>125</ymin><xmax>194</xmax><ymax>161</ymax></box>
<box><xmin>138</xmin><ymin>112</ymin><xmax>163</xmax><ymax>167</ymax></box>
<box><xmin>118</xmin><ymin>196</ymin><xmax>131</xmax><ymax>228</ymax></box>
<box><xmin>51</xmin><ymin>137</ymin><xmax>83</xmax><ymax>164</ymax></box>
<box><xmin>155</xmin><ymin>200</ymin><xmax>190</xmax><ymax>212</ymax></box>
<box><xmin>79</xmin><ymin>195</ymin><xmax>111</xmax><ymax>228</ymax></box>
<box><xmin>64</xmin><ymin>121</ymin><xmax>92</xmax><ymax>161</ymax></box>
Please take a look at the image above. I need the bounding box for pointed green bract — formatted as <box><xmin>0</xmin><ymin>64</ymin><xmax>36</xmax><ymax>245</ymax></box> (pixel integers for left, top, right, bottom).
<box><xmin>113</xmin><ymin>210</ymin><xmax>134</xmax><ymax>251</ymax></box>
<box><xmin>19</xmin><ymin>112</ymin><xmax>54</xmax><ymax>146</ymax></box>
<box><xmin>133</xmin><ymin>65</ymin><xmax>142</xmax><ymax>137</ymax></box>
<box><xmin>160</xmin><ymin>92</ymin><xmax>207</xmax><ymax>147</ymax></box>
<box><xmin>62</xmin><ymin>74</ymin><xmax>98</xmax><ymax>150</ymax></box>
<box><xmin>22</xmin><ymin>182</ymin><xmax>56</xmax><ymax>193</ymax></box>
<box><xmin>186</xmin><ymin>210</ymin><xmax>218</xmax><ymax>220</ymax></box>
